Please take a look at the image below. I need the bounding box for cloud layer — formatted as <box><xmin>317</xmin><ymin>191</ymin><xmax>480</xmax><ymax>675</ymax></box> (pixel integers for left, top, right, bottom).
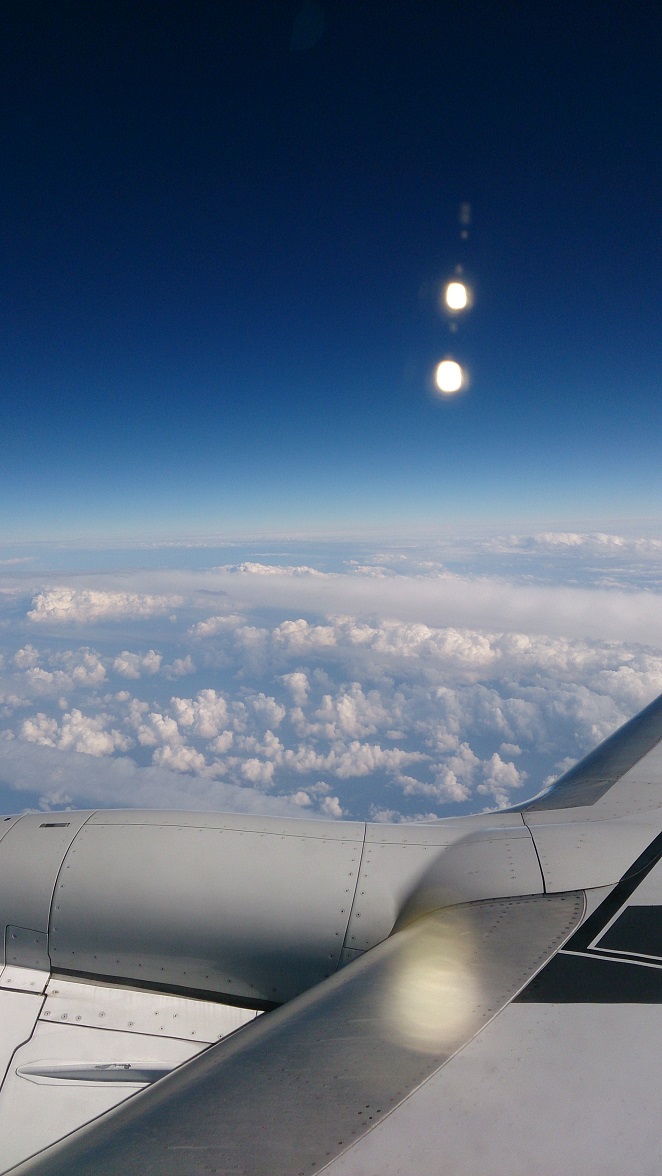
<box><xmin>2</xmin><ymin>532</ymin><xmax>662</xmax><ymax>820</ymax></box>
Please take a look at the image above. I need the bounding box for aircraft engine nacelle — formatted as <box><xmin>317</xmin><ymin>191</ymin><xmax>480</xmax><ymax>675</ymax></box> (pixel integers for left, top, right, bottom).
<box><xmin>0</xmin><ymin>811</ymin><xmax>369</xmax><ymax>1007</ymax></box>
<box><xmin>0</xmin><ymin>809</ymin><xmax>544</xmax><ymax>1007</ymax></box>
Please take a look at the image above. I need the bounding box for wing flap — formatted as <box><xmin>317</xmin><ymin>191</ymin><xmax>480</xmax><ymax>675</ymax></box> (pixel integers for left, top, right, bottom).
<box><xmin>13</xmin><ymin>892</ymin><xmax>583</xmax><ymax>1176</ymax></box>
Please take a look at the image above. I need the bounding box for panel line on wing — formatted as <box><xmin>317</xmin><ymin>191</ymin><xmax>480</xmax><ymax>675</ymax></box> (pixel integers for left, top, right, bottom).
<box><xmin>521</xmin><ymin>813</ymin><xmax>546</xmax><ymax>894</ymax></box>
<box><xmin>338</xmin><ymin>823</ymin><xmax>368</xmax><ymax>966</ymax></box>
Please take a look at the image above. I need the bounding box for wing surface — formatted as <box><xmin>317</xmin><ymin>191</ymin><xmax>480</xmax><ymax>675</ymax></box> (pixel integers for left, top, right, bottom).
<box><xmin>328</xmin><ymin>828</ymin><xmax>662</xmax><ymax>1175</ymax></box>
<box><xmin>11</xmin><ymin>692</ymin><xmax>662</xmax><ymax>1174</ymax></box>
<box><xmin>10</xmin><ymin>892</ymin><xmax>583</xmax><ymax>1175</ymax></box>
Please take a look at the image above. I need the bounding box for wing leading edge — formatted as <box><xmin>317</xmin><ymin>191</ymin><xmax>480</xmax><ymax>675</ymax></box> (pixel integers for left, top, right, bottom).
<box><xmin>11</xmin><ymin>892</ymin><xmax>583</xmax><ymax>1175</ymax></box>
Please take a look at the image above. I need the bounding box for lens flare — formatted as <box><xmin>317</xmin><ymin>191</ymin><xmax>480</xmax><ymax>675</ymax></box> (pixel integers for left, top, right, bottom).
<box><xmin>444</xmin><ymin>281</ymin><xmax>468</xmax><ymax>311</ymax></box>
<box><xmin>380</xmin><ymin>912</ymin><xmax>481</xmax><ymax>1055</ymax></box>
<box><xmin>434</xmin><ymin>359</ymin><xmax>464</xmax><ymax>395</ymax></box>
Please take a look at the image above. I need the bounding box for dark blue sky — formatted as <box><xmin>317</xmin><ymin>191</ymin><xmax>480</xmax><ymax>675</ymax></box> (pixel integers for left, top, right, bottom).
<box><xmin>2</xmin><ymin>1</ymin><xmax>662</xmax><ymax>541</ymax></box>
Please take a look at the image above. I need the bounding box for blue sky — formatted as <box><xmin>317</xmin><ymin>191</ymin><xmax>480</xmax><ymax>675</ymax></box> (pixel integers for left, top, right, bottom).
<box><xmin>2</xmin><ymin>1</ymin><xmax>662</xmax><ymax>541</ymax></box>
<box><xmin>2</xmin><ymin>6</ymin><xmax>662</xmax><ymax>821</ymax></box>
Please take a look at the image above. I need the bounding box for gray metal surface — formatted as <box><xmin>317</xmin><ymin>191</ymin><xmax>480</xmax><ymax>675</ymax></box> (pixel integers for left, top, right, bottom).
<box><xmin>40</xmin><ymin>811</ymin><xmax>543</xmax><ymax>1006</ymax></box>
<box><xmin>524</xmin><ymin>816</ymin><xmax>658</xmax><ymax>894</ymax></box>
<box><xmin>348</xmin><ymin>821</ymin><xmax>543</xmax><ymax>941</ymax></box>
<box><xmin>49</xmin><ymin>817</ymin><xmax>365</xmax><ymax>1004</ymax></box>
<box><xmin>13</xmin><ymin>891</ymin><xmax>584</xmax><ymax>1176</ymax></box>
<box><xmin>39</xmin><ymin>978</ymin><xmax>257</xmax><ymax>1041</ymax></box>
<box><xmin>83</xmin><ymin>809</ymin><xmax>365</xmax><ymax>838</ymax></box>
<box><xmin>0</xmin><ymin>1014</ymin><xmax>219</xmax><ymax>1172</ymax></box>
<box><xmin>0</xmin><ymin>818</ymin><xmax>19</xmax><ymax>848</ymax></box>
<box><xmin>0</xmin><ymin>814</ymin><xmax>94</xmax><ymax>964</ymax></box>
<box><xmin>4</xmin><ymin>928</ymin><xmax>49</xmax><ymax>973</ymax></box>
<box><xmin>518</xmin><ymin>688</ymin><xmax>662</xmax><ymax>811</ymax></box>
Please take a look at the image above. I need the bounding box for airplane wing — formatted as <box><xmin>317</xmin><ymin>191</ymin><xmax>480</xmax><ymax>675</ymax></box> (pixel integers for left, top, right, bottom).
<box><xmin>8</xmin><ymin>892</ymin><xmax>584</xmax><ymax>1175</ymax></box>
<box><xmin>4</xmin><ymin>689</ymin><xmax>662</xmax><ymax>1174</ymax></box>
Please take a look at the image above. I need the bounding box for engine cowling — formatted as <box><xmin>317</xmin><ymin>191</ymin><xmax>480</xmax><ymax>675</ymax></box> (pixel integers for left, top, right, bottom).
<box><xmin>0</xmin><ymin>808</ymin><xmax>544</xmax><ymax>1006</ymax></box>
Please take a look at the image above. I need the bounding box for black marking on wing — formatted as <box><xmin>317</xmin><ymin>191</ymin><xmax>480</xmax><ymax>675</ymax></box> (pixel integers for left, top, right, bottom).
<box><xmin>565</xmin><ymin>827</ymin><xmax>662</xmax><ymax>953</ymax></box>
<box><xmin>516</xmin><ymin>828</ymin><xmax>662</xmax><ymax>1003</ymax></box>
<box><xmin>598</xmin><ymin>906</ymin><xmax>662</xmax><ymax>959</ymax></box>
<box><xmin>515</xmin><ymin>950</ymin><xmax>662</xmax><ymax>1003</ymax></box>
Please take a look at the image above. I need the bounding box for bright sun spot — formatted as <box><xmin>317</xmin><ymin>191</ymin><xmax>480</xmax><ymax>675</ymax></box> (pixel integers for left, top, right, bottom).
<box><xmin>435</xmin><ymin>359</ymin><xmax>464</xmax><ymax>394</ymax></box>
<box><xmin>444</xmin><ymin>281</ymin><xmax>468</xmax><ymax>311</ymax></box>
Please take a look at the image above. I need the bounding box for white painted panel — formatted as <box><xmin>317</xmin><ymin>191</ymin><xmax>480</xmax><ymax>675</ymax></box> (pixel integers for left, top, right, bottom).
<box><xmin>0</xmin><ymin>817</ymin><xmax>19</xmax><ymax>846</ymax></box>
<box><xmin>325</xmin><ymin>1004</ymin><xmax>662</xmax><ymax>1175</ymax></box>
<box><xmin>0</xmin><ymin>1022</ymin><xmax>206</xmax><ymax>1173</ymax></box>
<box><xmin>0</xmin><ymin>989</ymin><xmax>42</xmax><ymax>1088</ymax></box>
<box><xmin>0</xmin><ymin>966</ymin><xmax>49</xmax><ymax>995</ymax></box>
<box><xmin>0</xmin><ymin>978</ymin><xmax>259</xmax><ymax>1171</ymax></box>
<box><xmin>85</xmin><ymin>808</ymin><xmax>365</xmax><ymax>839</ymax></box>
<box><xmin>41</xmin><ymin>978</ymin><xmax>257</xmax><ymax>1042</ymax></box>
<box><xmin>593</xmin><ymin>742</ymin><xmax>662</xmax><ymax>818</ymax></box>
<box><xmin>623</xmin><ymin>854</ymin><xmax>662</xmax><ymax>903</ymax></box>
<box><xmin>364</xmin><ymin>811</ymin><xmax>530</xmax><ymax>843</ymax></box>
<box><xmin>525</xmin><ymin>741</ymin><xmax>662</xmax><ymax>822</ymax></box>
<box><xmin>525</xmin><ymin>816</ymin><xmax>655</xmax><ymax>892</ymax></box>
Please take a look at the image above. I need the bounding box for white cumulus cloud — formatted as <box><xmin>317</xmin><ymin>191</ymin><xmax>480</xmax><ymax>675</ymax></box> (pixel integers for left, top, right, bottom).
<box><xmin>217</xmin><ymin>562</ymin><xmax>325</xmax><ymax>577</ymax></box>
<box><xmin>477</xmin><ymin>752</ymin><xmax>527</xmax><ymax>809</ymax></box>
<box><xmin>164</xmin><ymin>655</ymin><xmax>196</xmax><ymax>678</ymax></box>
<box><xmin>281</xmin><ymin>671</ymin><xmax>310</xmax><ymax>705</ymax></box>
<box><xmin>22</xmin><ymin>709</ymin><xmax>132</xmax><ymax>757</ymax></box>
<box><xmin>13</xmin><ymin>645</ymin><xmax>40</xmax><ymax>669</ymax></box>
<box><xmin>113</xmin><ymin>650</ymin><xmax>163</xmax><ymax>679</ymax></box>
<box><xmin>28</xmin><ymin>588</ymin><xmax>183</xmax><ymax>624</ymax></box>
<box><xmin>188</xmin><ymin>614</ymin><xmax>245</xmax><ymax>638</ymax></box>
<box><xmin>171</xmin><ymin>689</ymin><xmax>230</xmax><ymax>738</ymax></box>
<box><xmin>241</xmin><ymin>758</ymin><xmax>275</xmax><ymax>786</ymax></box>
